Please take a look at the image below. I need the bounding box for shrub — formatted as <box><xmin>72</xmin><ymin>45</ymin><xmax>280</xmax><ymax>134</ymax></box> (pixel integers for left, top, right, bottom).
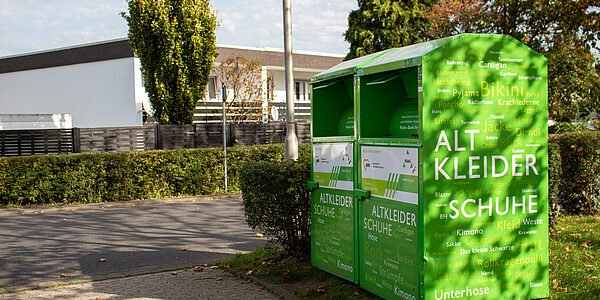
<box><xmin>550</xmin><ymin>132</ymin><xmax>600</xmax><ymax>214</ymax></box>
<box><xmin>239</xmin><ymin>147</ymin><xmax>311</xmax><ymax>256</ymax></box>
<box><xmin>0</xmin><ymin>144</ymin><xmax>300</xmax><ymax>206</ymax></box>
<box><xmin>548</xmin><ymin>122</ymin><xmax>593</xmax><ymax>134</ymax></box>
<box><xmin>548</xmin><ymin>142</ymin><xmax>561</xmax><ymax>224</ymax></box>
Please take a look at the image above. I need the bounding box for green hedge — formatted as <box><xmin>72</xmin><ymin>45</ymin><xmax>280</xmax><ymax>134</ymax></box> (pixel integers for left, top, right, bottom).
<box><xmin>550</xmin><ymin>132</ymin><xmax>600</xmax><ymax>215</ymax></box>
<box><xmin>548</xmin><ymin>142</ymin><xmax>561</xmax><ymax>223</ymax></box>
<box><xmin>0</xmin><ymin>144</ymin><xmax>302</xmax><ymax>206</ymax></box>
<box><xmin>239</xmin><ymin>146</ymin><xmax>311</xmax><ymax>256</ymax></box>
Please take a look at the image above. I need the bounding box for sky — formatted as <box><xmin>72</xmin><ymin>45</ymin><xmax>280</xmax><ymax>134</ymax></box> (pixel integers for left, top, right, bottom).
<box><xmin>0</xmin><ymin>0</ymin><xmax>357</xmax><ymax>57</ymax></box>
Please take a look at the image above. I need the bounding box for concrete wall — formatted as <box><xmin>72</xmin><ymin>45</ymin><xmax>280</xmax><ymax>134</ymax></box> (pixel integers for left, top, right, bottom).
<box><xmin>0</xmin><ymin>57</ymin><xmax>144</xmax><ymax>128</ymax></box>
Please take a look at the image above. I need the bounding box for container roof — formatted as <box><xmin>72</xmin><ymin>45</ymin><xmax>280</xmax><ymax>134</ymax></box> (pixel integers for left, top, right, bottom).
<box><xmin>311</xmin><ymin>49</ymin><xmax>391</xmax><ymax>83</ymax></box>
<box><xmin>313</xmin><ymin>34</ymin><xmax>544</xmax><ymax>81</ymax></box>
<box><xmin>357</xmin><ymin>35</ymin><xmax>460</xmax><ymax>75</ymax></box>
<box><xmin>311</xmin><ymin>35</ymin><xmax>461</xmax><ymax>82</ymax></box>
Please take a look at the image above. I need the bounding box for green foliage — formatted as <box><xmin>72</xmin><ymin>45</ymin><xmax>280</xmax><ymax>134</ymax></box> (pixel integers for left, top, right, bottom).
<box><xmin>343</xmin><ymin>0</ymin><xmax>434</xmax><ymax>60</ymax></box>
<box><xmin>122</xmin><ymin>0</ymin><xmax>217</xmax><ymax>124</ymax></box>
<box><xmin>0</xmin><ymin>144</ymin><xmax>295</xmax><ymax>206</ymax></box>
<box><xmin>548</xmin><ymin>143</ymin><xmax>561</xmax><ymax>224</ymax></box>
<box><xmin>239</xmin><ymin>145</ymin><xmax>311</xmax><ymax>256</ymax></box>
<box><xmin>549</xmin><ymin>122</ymin><xmax>594</xmax><ymax>134</ymax></box>
<box><xmin>550</xmin><ymin>132</ymin><xmax>600</xmax><ymax>215</ymax></box>
<box><xmin>547</xmin><ymin>42</ymin><xmax>600</xmax><ymax>121</ymax></box>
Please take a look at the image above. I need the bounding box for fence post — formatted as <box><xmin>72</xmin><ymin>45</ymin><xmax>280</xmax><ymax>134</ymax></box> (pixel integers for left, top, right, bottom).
<box><xmin>155</xmin><ymin>125</ymin><xmax>161</xmax><ymax>149</ymax></box>
<box><xmin>72</xmin><ymin>128</ymin><xmax>80</xmax><ymax>153</ymax></box>
<box><xmin>228</xmin><ymin>123</ymin><xmax>234</xmax><ymax>146</ymax></box>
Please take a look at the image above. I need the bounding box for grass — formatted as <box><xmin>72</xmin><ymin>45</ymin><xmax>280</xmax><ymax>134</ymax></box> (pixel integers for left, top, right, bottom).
<box><xmin>222</xmin><ymin>246</ymin><xmax>381</xmax><ymax>299</ymax></box>
<box><xmin>223</xmin><ymin>216</ymin><xmax>600</xmax><ymax>299</ymax></box>
<box><xmin>549</xmin><ymin>215</ymin><xmax>600</xmax><ymax>299</ymax></box>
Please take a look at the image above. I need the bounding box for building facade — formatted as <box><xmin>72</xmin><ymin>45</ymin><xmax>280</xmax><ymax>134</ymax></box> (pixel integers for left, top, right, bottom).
<box><xmin>0</xmin><ymin>39</ymin><xmax>343</xmax><ymax>128</ymax></box>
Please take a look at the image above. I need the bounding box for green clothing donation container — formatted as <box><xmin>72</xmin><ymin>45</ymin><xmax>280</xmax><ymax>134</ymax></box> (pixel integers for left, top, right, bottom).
<box><xmin>308</xmin><ymin>34</ymin><xmax>548</xmax><ymax>300</ymax></box>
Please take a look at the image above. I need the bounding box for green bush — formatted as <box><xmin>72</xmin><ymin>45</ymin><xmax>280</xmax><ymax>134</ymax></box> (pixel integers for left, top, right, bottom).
<box><xmin>548</xmin><ymin>122</ymin><xmax>593</xmax><ymax>134</ymax></box>
<box><xmin>550</xmin><ymin>132</ymin><xmax>600</xmax><ymax>215</ymax></box>
<box><xmin>0</xmin><ymin>144</ymin><xmax>299</xmax><ymax>206</ymax></box>
<box><xmin>548</xmin><ymin>142</ymin><xmax>561</xmax><ymax>224</ymax></box>
<box><xmin>239</xmin><ymin>145</ymin><xmax>311</xmax><ymax>256</ymax></box>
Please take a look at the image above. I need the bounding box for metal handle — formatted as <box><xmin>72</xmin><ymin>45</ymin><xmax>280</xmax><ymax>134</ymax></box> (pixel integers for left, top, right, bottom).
<box><xmin>313</xmin><ymin>78</ymin><xmax>344</xmax><ymax>90</ymax></box>
<box><xmin>354</xmin><ymin>189</ymin><xmax>371</xmax><ymax>201</ymax></box>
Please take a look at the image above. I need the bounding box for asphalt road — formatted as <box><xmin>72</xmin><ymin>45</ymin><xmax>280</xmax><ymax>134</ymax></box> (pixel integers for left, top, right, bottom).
<box><xmin>0</xmin><ymin>194</ymin><xmax>267</xmax><ymax>292</ymax></box>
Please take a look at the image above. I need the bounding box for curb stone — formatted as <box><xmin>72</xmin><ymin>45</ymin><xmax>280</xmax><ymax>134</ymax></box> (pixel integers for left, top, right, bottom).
<box><xmin>0</xmin><ymin>193</ymin><xmax>242</xmax><ymax>216</ymax></box>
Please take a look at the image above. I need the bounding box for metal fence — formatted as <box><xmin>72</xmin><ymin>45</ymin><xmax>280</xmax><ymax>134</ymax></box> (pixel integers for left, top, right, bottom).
<box><xmin>0</xmin><ymin>122</ymin><xmax>311</xmax><ymax>157</ymax></box>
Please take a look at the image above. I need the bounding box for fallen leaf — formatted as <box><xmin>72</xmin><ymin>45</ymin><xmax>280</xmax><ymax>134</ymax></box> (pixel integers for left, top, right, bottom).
<box><xmin>588</xmin><ymin>275</ymin><xmax>598</xmax><ymax>282</ymax></box>
<box><xmin>582</xmin><ymin>240</ymin><xmax>592</xmax><ymax>248</ymax></box>
<box><xmin>202</xmin><ymin>264</ymin><xmax>208</xmax><ymax>267</ymax></box>
<box><xmin>255</xmin><ymin>233</ymin><xmax>264</xmax><ymax>237</ymax></box>
<box><xmin>216</xmin><ymin>278</ymin><xmax>223</xmax><ymax>281</ymax></box>
<box><xmin>60</xmin><ymin>274</ymin><xmax>71</xmax><ymax>278</ymax></box>
<box><xmin>246</xmin><ymin>270</ymin><xmax>253</xmax><ymax>275</ymax></box>
<box><xmin>565</xmin><ymin>246</ymin><xmax>571</xmax><ymax>252</ymax></box>
<box><xmin>223</xmin><ymin>265</ymin><xmax>230</xmax><ymax>269</ymax></box>
<box><xmin>552</xmin><ymin>279</ymin><xmax>560</xmax><ymax>289</ymax></box>
<box><xmin>210</xmin><ymin>266</ymin><xmax>218</xmax><ymax>269</ymax></box>
<box><xmin>216</xmin><ymin>261</ymin><xmax>221</xmax><ymax>264</ymax></box>
<box><xmin>255</xmin><ymin>288</ymin><xmax>263</xmax><ymax>292</ymax></box>
<box><xmin>317</xmin><ymin>289</ymin><xmax>326</xmax><ymax>293</ymax></box>
<box><xmin>171</xmin><ymin>272</ymin><xmax>178</xmax><ymax>275</ymax></box>
<box><xmin>180</xmin><ymin>248</ymin><xmax>188</xmax><ymax>251</ymax></box>
<box><xmin>354</xmin><ymin>291</ymin><xmax>360</xmax><ymax>296</ymax></box>
<box><xmin>317</xmin><ymin>285</ymin><xmax>324</xmax><ymax>289</ymax></box>
<box><xmin>99</xmin><ymin>258</ymin><xmax>107</xmax><ymax>262</ymax></box>
<box><xmin>194</xmin><ymin>266</ymin><xmax>204</xmax><ymax>272</ymax></box>
<box><xmin>584</xmin><ymin>263</ymin><xmax>596</xmax><ymax>270</ymax></box>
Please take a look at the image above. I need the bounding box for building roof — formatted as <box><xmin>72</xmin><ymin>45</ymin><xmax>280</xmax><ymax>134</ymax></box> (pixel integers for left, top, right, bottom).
<box><xmin>216</xmin><ymin>45</ymin><xmax>343</xmax><ymax>70</ymax></box>
<box><xmin>0</xmin><ymin>38</ymin><xmax>344</xmax><ymax>75</ymax></box>
<box><xmin>0</xmin><ymin>38</ymin><xmax>133</xmax><ymax>74</ymax></box>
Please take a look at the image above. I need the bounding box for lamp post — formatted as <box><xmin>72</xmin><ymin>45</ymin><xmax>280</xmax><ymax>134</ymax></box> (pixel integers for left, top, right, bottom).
<box><xmin>222</xmin><ymin>83</ymin><xmax>228</xmax><ymax>192</ymax></box>
<box><xmin>283</xmin><ymin>0</ymin><xmax>298</xmax><ymax>160</ymax></box>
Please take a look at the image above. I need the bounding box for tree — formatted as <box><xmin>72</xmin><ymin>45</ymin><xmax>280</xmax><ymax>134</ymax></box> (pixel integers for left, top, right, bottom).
<box><xmin>425</xmin><ymin>0</ymin><xmax>600</xmax><ymax>121</ymax></box>
<box><xmin>214</xmin><ymin>54</ymin><xmax>274</xmax><ymax>123</ymax></box>
<box><xmin>122</xmin><ymin>0</ymin><xmax>217</xmax><ymax>124</ymax></box>
<box><xmin>425</xmin><ymin>0</ymin><xmax>485</xmax><ymax>39</ymax></box>
<box><xmin>344</xmin><ymin>0</ymin><xmax>435</xmax><ymax>60</ymax></box>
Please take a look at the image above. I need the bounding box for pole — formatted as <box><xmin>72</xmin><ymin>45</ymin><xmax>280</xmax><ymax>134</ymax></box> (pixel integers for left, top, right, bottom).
<box><xmin>222</xmin><ymin>84</ymin><xmax>228</xmax><ymax>193</ymax></box>
<box><xmin>283</xmin><ymin>0</ymin><xmax>298</xmax><ymax>160</ymax></box>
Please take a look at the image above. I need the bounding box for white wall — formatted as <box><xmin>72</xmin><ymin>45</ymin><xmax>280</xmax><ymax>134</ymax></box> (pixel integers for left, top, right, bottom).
<box><xmin>0</xmin><ymin>113</ymin><xmax>72</xmax><ymax>130</ymax></box>
<box><xmin>270</xmin><ymin>69</ymin><xmax>316</xmax><ymax>103</ymax></box>
<box><xmin>0</xmin><ymin>57</ymin><xmax>142</xmax><ymax>128</ymax></box>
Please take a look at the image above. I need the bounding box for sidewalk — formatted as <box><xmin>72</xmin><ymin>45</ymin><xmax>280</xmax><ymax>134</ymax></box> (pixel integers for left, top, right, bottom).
<box><xmin>0</xmin><ymin>194</ymin><xmax>285</xmax><ymax>299</ymax></box>
<box><xmin>0</xmin><ymin>267</ymin><xmax>281</xmax><ymax>300</ymax></box>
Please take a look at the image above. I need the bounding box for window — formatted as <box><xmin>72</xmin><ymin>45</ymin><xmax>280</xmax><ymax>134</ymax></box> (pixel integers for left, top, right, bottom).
<box><xmin>294</xmin><ymin>81</ymin><xmax>309</xmax><ymax>101</ymax></box>
<box><xmin>208</xmin><ymin>77</ymin><xmax>217</xmax><ymax>99</ymax></box>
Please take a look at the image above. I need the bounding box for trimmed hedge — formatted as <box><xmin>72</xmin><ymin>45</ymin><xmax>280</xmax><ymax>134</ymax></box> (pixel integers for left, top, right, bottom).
<box><xmin>550</xmin><ymin>132</ymin><xmax>600</xmax><ymax>215</ymax></box>
<box><xmin>239</xmin><ymin>146</ymin><xmax>311</xmax><ymax>256</ymax></box>
<box><xmin>548</xmin><ymin>142</ymin><xmax>561</xmax><ymax>223</ymax></box>
<box><xmin>0</xmin><ymin>144</ymin><xmax>299</xmax><ymax>206</ymax></box>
